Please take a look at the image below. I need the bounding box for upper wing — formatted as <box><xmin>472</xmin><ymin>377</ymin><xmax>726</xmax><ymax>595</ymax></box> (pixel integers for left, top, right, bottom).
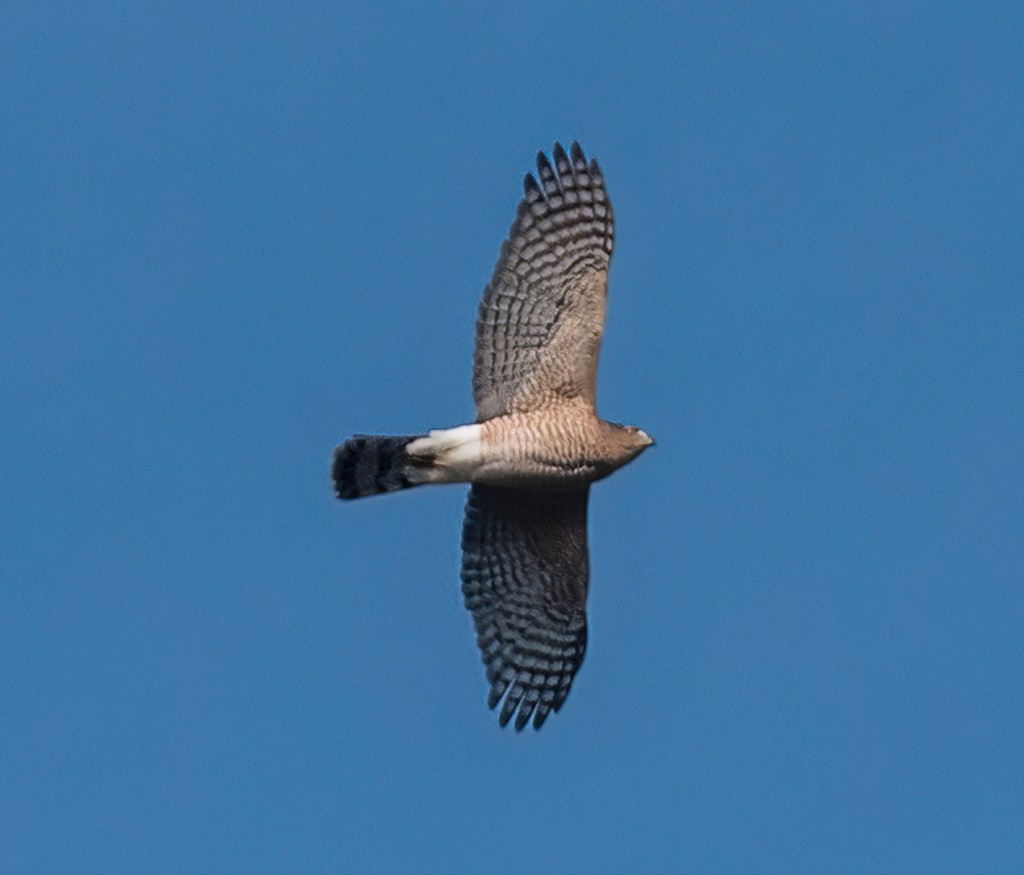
<box><xmin>472</xmin><ymin>143</ymin><xmax>614</xmax><ymax>421</ymax></box>
<box><xmin>460</xmin><ymin>484</ymin><xmax>590</xmax><ymax>730</ymax></box>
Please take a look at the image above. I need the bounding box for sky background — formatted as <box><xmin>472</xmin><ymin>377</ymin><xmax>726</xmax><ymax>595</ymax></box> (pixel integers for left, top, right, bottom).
<box><xmin>3</xmin><ymin>3</ymin><xmax>1022</xmax><ymax>871</ymax></box>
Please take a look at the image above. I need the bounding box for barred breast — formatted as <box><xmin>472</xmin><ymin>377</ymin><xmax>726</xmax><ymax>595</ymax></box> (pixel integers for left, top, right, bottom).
<box><xmin>476</xmin><ymin>407</ymin><xmax>623</xmax><ymax>486</ymax></box>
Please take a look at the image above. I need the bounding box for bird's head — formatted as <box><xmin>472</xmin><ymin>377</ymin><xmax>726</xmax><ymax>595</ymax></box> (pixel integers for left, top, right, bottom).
<box><xmin>606</xmin><ymin>422</ymin><xmax>655</xmax><ymax>462</ymax></box>
<box><xmin>624</xmin><ymin>425</ymin><xmax>655</xmax><ymax>450</ymax></box>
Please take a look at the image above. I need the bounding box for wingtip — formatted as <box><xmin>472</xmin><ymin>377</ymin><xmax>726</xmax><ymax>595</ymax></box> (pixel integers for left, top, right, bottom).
<box><xmin>514</xmin><ymin>696</ymin><xmax>538</xmax><ymax>731</ymax></box>
<box><xmin>487</xmin><ymin>686</ymin><xmax>503</xmax><ymax>710</ymax></box>
<box><xmin>535</xmin><ymin>150</ymin><xmax>554</xmax><ymax>177</ymax></box>
<box><xmin>499</xmin><ymin>682</ymin><xmax>526</xmax><ymax>727</ymax></box>
<box><xmin>498</xmin><ymin>702</ymin><xmax>514</xmax><ymax>727</ymax></box>
<box><xmin>535</xmin><ymin>150</ymin><xmax>561</xmax><ymax>196</ymax></box>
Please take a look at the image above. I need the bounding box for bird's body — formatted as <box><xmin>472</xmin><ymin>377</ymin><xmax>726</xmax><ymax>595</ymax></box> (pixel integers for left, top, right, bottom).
<box><xmin>405</xmin><ymin>408</ymin><xmax>650</xmax><ymax>488</ymax></box>
<box><xmin>332</xmin><ymin>143</ymin><xmax>652</xmax><ymax>730</ymax></box>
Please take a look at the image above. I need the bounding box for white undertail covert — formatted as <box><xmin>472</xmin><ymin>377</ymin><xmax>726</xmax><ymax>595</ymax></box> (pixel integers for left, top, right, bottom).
<box><xmin>406</xmin><ymin>424</ymin><xmax>484</xmax><ymax>483</ymax></box>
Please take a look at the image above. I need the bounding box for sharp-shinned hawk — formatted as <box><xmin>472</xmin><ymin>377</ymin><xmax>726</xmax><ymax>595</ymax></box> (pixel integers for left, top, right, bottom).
<box><xmin>332</xmin><ymin>143</ymin><xmax>652</xmax><ymax>730</ymax></box>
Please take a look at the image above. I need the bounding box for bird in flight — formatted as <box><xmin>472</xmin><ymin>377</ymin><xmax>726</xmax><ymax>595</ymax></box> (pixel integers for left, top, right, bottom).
<box><xmin>332</xmin><ymin>143</ymin><xmax>653</xmax><ymax>730</ymax></box>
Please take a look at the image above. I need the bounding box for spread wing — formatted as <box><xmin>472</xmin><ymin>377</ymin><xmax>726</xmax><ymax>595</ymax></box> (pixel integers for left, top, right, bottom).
<box><xmin>472</xmin><ymin>143</ymin><xmax>614</xmax><ymax>421</ymax></box>
<box><xmin>460</xmin><ymin>485</ymin><xmax>589</xmax><ymax>730</ymax></box>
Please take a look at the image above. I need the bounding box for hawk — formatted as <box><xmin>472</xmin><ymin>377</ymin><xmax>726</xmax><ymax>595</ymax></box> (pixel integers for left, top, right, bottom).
<box><xmin>332</xmin><ymin>143</ymin><xmax>653</xmax><ymax>730</ymax></box>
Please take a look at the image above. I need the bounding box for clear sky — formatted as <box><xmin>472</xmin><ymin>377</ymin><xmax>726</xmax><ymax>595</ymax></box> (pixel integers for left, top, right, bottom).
<box><xmin>3</xmin><ymin>3</ymin><xmax>1022</xmax><ymax>871</ymax></box>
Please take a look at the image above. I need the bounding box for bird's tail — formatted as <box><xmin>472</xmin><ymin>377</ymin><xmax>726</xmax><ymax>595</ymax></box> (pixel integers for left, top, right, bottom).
<box><xmin>331</xmin><ymin>434</ymin><xmax>426</xmax><ymax>499</ymax></box>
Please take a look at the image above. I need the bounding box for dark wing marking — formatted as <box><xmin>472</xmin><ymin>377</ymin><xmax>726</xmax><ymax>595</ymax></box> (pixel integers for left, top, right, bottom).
<box><xmin>472</xmin><ymin>142</ymin><xmax>614</xmax><ymax>421</ymax></box>
<box><xmin>460</xmin><ymin>484</ymin><xmax>590</xmax><ymax>730</ymax></box>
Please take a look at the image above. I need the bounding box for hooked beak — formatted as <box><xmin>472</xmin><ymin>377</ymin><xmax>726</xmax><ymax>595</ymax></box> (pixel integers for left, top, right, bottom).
<box><xmin>638</xmin><ymin>429</ymin><xmax>655</xmax><ymax>448</ymax></box>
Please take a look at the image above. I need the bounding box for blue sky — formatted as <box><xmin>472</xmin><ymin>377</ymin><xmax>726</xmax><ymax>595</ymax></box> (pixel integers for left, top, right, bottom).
<box><xmin>3</xmin><ymin>3</ymin><xmax>1022</xmax><ymax>871</ymax></box>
